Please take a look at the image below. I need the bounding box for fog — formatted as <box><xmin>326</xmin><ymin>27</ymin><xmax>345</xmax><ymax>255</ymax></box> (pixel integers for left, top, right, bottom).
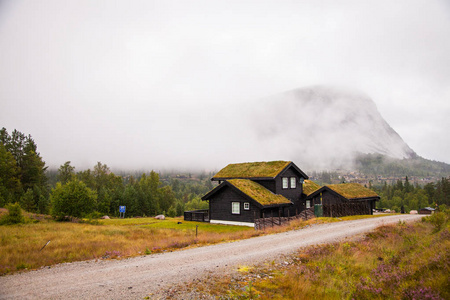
<box><xmin>1</xmin><ymin>0</ymin><xmax>449</xmax><ymax>171</ymax></box>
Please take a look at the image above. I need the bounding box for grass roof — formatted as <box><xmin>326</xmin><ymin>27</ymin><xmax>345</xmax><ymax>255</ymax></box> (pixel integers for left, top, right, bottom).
<box><xmin>228</xmin><ymin>179</ymin><xmax>292</xmax><ymax>206</ymax></box>
<box><xmin>327</xmin><ymin>183</ymin><xmax>379</xmax><ymax>199</ymax></box>
<box><xmin>303</xmin><ymin>180</ymin><xmax>321</xmax><ymax>196</ymax></box>
<box><xmin>213</xmin><ymin>161</ymin><xmax>291</xmax><ymax>179</ymax></box>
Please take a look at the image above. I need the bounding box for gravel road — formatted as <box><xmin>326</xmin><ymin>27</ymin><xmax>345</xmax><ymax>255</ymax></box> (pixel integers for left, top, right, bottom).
<box><xmin>0</xmin><ymin>214</ymin><xmax>423</xmax><ymax>299</ymax></box>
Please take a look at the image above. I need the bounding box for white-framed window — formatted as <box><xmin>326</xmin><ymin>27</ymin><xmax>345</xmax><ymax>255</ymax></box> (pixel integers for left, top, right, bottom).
<box><xmin>290</xmin><ymin>177</ymin><xmax>296</xmax><ymax>189</ymax></box>
<box><xmin>244</xmin><ymin>202</ymin><xmax>250</xmax><ymax>210</ymax></box>
<box><xmin>282</xmin><ymin>177</ymin><xmax>289</xmax><ymax>189</ymax></box>
<box><xmin>232</xmin><ymin>202</ymin><xmax>240</xmax><ymax>214</ymax></box>
<box><xmin>306</xmin><ymin>200</ymin><xmax>311</xmax><ymax>209</ymax></box>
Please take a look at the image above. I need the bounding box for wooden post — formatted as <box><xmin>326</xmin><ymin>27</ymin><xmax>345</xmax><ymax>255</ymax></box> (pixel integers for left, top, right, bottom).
<box><xmin>196</xmin><ymin>225</ymin><xmax>198</xmax><ymax>238</ymax></box>
<box><xmin>263</xmin><ymin>212</ymin><xmax>265</xmax><ymax>231</ymax></box>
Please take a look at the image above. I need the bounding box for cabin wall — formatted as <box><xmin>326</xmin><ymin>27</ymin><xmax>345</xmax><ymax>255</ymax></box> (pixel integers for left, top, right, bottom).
<box><xmin>311</xmin><ymin>191</ymin><xmax>343</xmax><ymax>205</ymax></box>
<box><xmin>253</xmin><ymin>180</ymin><xmax>276</xmax><ymax>194</ymax></box>
<box><xmin>276</xmin><ymin>168</ymin><xmax>303</xmax><ymax>201</ymax></box>
<box><xmin>309</xmin><ymin>191</ymin><xmax>377</xmax><ymax>216</ymax></box>
<box><xmin>209</xmin><ymin>187</ymin><xmax>259</xmax><ymax>223</ymax></box>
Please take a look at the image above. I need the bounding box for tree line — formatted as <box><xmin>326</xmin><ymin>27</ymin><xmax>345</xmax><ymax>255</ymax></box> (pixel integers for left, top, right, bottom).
<box><xmin>0</xmin><ymin>128</ymin><xmax>211</xmax><ymax>219</ymax></box>
<box><xmin>2</xmin><ymin>128</ymin><xmax>449</xmax><ymax>218</ymax></box>
<box><xmin>374</xmin><ymin>176</ymin><xmax>450</xmax><ymax>212</ymax></box>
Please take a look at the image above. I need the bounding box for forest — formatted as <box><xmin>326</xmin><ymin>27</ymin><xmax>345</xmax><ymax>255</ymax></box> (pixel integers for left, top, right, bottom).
<box><xmin>1</xmin><ymin>127</ymin><xmax>449</xmax><ymax>219</ymax></box>
<box><xmin>374</xmin><ymin>176</ymin><xmax>449</xmax><ymax>212</ymax></box>
<box><xmin>0</xmin><ymin>128</ymin><xmax>211</xmax><ymax>219</ymax></box>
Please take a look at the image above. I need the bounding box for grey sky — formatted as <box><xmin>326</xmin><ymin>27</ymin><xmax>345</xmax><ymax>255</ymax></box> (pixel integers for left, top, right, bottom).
<box><xmin>1</xmin><ymin>0</ymin><xmax>449</xmax><ymax>170</ymax></box>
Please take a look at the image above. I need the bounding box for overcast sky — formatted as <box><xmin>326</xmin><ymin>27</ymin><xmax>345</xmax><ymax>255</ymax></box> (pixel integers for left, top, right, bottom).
<box><xmin>1</xmin><ymin>0</ymin><xmax>449</xmax><ymax>171</ymax></box>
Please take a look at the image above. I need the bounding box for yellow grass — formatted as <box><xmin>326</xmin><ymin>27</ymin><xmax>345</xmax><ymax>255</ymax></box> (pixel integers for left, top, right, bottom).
<box><xmin>0</xmin><ymin>217</ymin><xmax>258</xmax><ymax>275</ymax></box>
<box><xmin>0</xmin><ymin>214</ymin><xmax>390</xmax><ymax>275</ymax></box>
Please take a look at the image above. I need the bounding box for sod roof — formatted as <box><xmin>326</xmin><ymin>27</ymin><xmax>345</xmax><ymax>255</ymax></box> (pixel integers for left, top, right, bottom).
<box><xmin>213</xmin><ymin>161</ymin><xmax>291</xmax><ymax>179</ymax></box>
<box><xmin>302</xmin><ymin>180</ymin><xmax>321</xmax><ymax>196</ymax></box>
<box><xmin>326</xmin><ymin>183</ymin><xmax>379</xmax><ymax>199</ymax></box>
<box><xmin>227</xmin><ymin>179</ymin><xmax>292</xmax><ymax>206</ymax></box>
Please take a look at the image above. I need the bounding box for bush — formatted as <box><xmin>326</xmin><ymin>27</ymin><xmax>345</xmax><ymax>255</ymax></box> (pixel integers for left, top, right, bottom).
<box><xmin>85</xmin><ymin>211</ymin><xmax>103</xmax><ymax>219</ymax></box>
<box><xmin>167</xmin><ymin>206</ymin><xmax>177</xmax><ymax>217</ymax></box>
<box><xmin>0</xmin><ymin>202</ymin><xmax>25</xmax><ymax>225</ymax></box>
<box><xmin>50</xmin><ymin>180</ymin><xmax>97</xmax><ymax>220</ymax></box>
<box><xmin>423</xmin><ymin>211</ymin><xmax>448</xmax><ymax>233</ymax></box>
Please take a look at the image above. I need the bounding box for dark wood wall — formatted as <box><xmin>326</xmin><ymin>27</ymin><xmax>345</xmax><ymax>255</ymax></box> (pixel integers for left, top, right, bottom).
<box><xmin>310</xmin><ymin>190</ymin><xmax>376</xmax><ymax>215</ymax></box>
<box><xmin>311</xmin><ymin>191</ymin><xmax>342</xmax><ymax>206</ymax></box>
<box><xmin>209</xmin><ymin>187</ymin><xmax>259</xmax><ymax>223</ymax></box>
<box><xmin>254</xmin><ymin>180</ymin><xmax>276</xmax><ymax>194</ymax></box>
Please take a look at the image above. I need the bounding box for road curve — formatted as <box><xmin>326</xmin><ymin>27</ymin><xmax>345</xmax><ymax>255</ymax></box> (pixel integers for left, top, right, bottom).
<box><xmin>0</xmin><ymin>214</ymin><xmax>423</xmax><ymax>299</ymax></box>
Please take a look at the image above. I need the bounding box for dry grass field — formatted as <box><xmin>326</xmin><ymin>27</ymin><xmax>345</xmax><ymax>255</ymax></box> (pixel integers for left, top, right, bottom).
<box><xmin>0</xmin><ymin>210</ymin><xmax>389</xmax><ymax>276</ymax></box>
<box><xmin>174</xmin><ymin>213</ymin><xmax>450</xmax><ymax>299</ymax></box>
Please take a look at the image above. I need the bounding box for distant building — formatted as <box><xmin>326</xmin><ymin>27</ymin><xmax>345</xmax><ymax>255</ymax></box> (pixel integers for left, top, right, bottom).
<box><xmin>419</xmin><ymin>207</ymin><xmax>435</xmax><ymax>215</ymax></box>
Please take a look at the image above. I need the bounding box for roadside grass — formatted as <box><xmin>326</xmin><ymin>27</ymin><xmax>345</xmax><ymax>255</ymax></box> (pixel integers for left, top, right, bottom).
<box><xmin>183</xmin><ymin>212</ymin><xmax>449</xmax><ymax>300</ymax></box>
<box><xmin>0</xmin><ymin>212</ymin><xmax>396</xmax><ymax>276</ymax></box>
<box><xmin>0</xmin><ymin>217</ymin><xmax>259</xmax><ymax>275</ymax></box>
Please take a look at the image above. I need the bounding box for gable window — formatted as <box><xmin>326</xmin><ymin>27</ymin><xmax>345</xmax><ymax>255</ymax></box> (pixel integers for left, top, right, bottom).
<box><xmin>244</xmin><ymin>202</ymin><xmax>250</xmax><ymax>210</ymax></box>
<box><xmin>232</xmin><ymin>202</ymin><xmax>240</xmax><ymax>214</ymax></box>
<box><xmin>290</xmin><ymin>177</ymin><xmax>296</xmax><ymax>189</ymax></box>
<box><xmin>282</xmin><ymin>177</ymin><xmax>289</xmax><ymax>189</ymax></box>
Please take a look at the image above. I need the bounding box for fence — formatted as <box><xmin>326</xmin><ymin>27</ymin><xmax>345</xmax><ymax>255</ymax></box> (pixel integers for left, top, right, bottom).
<box><xmin>183</xmin><ymin>210</ymin><xmax>209</xmax><ymax>222</ymax></box>
<box><xmin>254</xmin><ymin>207</ymin><xmax>315</xmax><ymax>230</ymax></box>
<box><xmin>323</xmin><ymin>202</ymin><xmax>369</xmax><ymax>218</ymax></box>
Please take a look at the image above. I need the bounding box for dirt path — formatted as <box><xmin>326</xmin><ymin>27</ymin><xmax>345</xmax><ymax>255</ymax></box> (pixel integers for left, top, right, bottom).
<box><xmin>0</xmin><ymin>214</ymin><xmax>423</xmax><ymax>299</ymax></box>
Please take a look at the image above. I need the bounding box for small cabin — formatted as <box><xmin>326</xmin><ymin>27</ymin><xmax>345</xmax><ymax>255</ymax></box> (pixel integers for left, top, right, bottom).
<box><xmin>201</xmin><ymin>161</ymin><xmax>308</xmax><ymax>227</ymax></box>
<box><xmin>307</xmin><ymin>183</ymin><xmax>379</xmax><ymax>217</ymax></box>
<box><xmin>419</xmin><ymin>207</ymin><xmax>435</xmax><ymax>215</ymax></box>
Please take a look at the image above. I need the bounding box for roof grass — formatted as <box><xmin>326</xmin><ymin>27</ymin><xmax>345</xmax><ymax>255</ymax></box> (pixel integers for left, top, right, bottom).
<box><xmin>327</xmin><ymin>183</ymin><xmax>379</xmax><ymax>199</ymax></box>
<box><xmin>228</xmin><ymin>179</ymin><xmax>292</xmax><ymax>206</ymax></box>
<box><xmin>213</xmin><ymin>161</ymin><xmax>291</xmax><ymax>179</ymax></box>
<box><xmin>303</xmin><ymin>180</ymin><xmax>321</xmax><ymax>196</ymax></box>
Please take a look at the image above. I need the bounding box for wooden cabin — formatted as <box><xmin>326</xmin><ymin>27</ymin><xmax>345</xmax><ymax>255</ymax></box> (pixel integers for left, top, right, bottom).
<box><xmin>307</xmin><ymin>183</ymin><xmax>379</xmax><ymax>217</ymax></box>
<box><xmin>419</xmin><ymin>207</ymin><xmax>435</xmax><ymax>215</ymax></box>
<box><xmin>201</xmin><ymin>161</ymin><xmax>309</xmax><ymax>227</ymax></box>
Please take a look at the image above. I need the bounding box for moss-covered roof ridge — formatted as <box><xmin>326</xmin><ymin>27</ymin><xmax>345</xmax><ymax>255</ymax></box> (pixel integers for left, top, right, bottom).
<box><xmin>303</xmin><ymin>180</ymin><xmax>322</xmax><ymax>196</ymax></box>
<box><xmin>326</xmin><ymin>183</ymin><xmax>379</xmax><ymax>199</ymax></box>
<box><xmin>227</xmin><ymin>179</ymin><xmax>292</xmax><ymax>206</ymax></box>
<box><xmin>213</xmin><ymin>161</ymin><xmax>292</xmax><ymax>179</ymax></box>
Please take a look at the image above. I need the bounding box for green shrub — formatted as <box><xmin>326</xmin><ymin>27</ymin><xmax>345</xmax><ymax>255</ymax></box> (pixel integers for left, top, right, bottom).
<box><xmin>167</xmin><ymin>206</ymin><xmax>177</xmax><ymax>217</ymax></box>
<box><xmin>50</xmin><ymin>180</ymin><xmax>97</xmax><ymax>220</ymax></box>
<box><xmin>85</xmin><ymin>211</ymin><xmax>103</xmax><ymax>219</ymax></box>
<box><xmin>1</xmin><ymin>202</ymin><xmax>25</xmax><ymax>225</ymax></box>
<box><xmin>423</xmin><ymin>211</ymin><xmax>448</xmax><ymax>233</ymax></box>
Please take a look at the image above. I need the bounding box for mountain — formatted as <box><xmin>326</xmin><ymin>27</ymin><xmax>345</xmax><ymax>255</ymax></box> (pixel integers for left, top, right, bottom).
<box><xmin>251</xmin><ymin>86</ymin><xmax>417</xmax><ymax>170</ymax></box>
<box><xmin>354</xmin><ymin>153</ymin><xmax>450</xmax><ymax>178</ymax></box>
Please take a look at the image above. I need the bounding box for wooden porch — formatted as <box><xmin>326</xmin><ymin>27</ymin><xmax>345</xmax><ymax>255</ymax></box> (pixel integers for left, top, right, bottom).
<box><xmin>183</xmin><ymin>210</ymin><xmax>210</xmax><ymax>222</ymax></box>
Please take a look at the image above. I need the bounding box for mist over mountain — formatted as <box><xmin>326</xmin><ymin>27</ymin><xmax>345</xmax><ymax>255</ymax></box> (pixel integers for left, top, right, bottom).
<box><xmin>250</xmin><ymin>86</ymin><xmax>417</xmax><ymax>170</ymax></box>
